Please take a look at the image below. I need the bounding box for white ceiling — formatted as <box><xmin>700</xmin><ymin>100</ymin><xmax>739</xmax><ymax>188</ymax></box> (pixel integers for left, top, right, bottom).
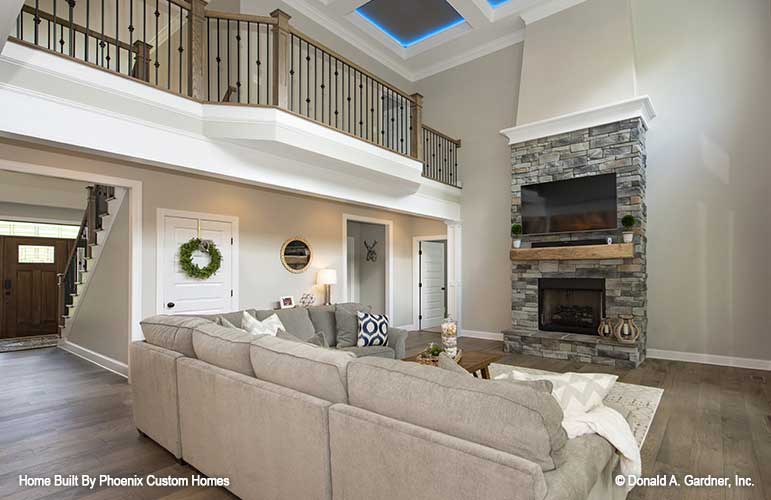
<box><xmin>282</xmin><ymin>0</ymin><xmax>587</xmax><ymax>81</ymax></box>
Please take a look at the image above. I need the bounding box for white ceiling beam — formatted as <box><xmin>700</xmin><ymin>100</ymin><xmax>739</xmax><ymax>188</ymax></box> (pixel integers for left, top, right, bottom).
<box><xmin>447</xmin><ymin>0</ymin><xmax>491</xmax><ymax>28</ymax></box>
<box><xmin>322</xmin><ymin>0</ymin><xmax>368</xmax><ymax>16</ymax></box>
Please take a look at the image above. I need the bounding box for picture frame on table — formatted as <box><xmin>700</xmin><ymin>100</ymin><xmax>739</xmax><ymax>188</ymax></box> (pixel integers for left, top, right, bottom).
<box><xmin>279</xmin><ymin>296</ymin><xmax>296</xmax><ymax>309</ymax></box>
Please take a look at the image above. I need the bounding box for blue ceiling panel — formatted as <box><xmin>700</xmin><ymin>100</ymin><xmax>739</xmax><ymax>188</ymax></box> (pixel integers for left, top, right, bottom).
<box><xmin>356</xmin><ymin>0</ymin><xmax>466</xmax><ymax>48</ymax></box>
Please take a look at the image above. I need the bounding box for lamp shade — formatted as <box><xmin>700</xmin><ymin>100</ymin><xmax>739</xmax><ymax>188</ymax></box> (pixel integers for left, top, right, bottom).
<box><xmin>317</xmin><ymin>268</ymin><xmax>337</xmax><ymax>285</ymax></box>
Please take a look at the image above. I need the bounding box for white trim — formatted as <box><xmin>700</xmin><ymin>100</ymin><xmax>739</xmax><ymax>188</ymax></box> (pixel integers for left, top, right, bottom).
<box><xmin>341</xmin><ymin>214</ymin><xmax>394</xmax><ymax>320</ymax></box>
<box><xmin>0</xmin><ymin>159</ymin><xmax>143</xmax><ymax>381</ymax></box>
<box><xmin>500</xmin><ymin>96</ymin><xmax>657</xmax><ymax>145</ymax></box>
<box><xmin>58</xmin><ymin>338</ymin><xmax>129</xmax><ymax>378</ymax></box>
<box><xmin>519</xmin><ymin>0</ymin><xmax>587</xmax><ymax>25</ymax></box>
<box><xmin>411</xmin><ymin>29</ymin><xmax>525</xmax><ymax>81</ymax></box>
<box><xmin>445</xmin><ymin>221</ymin><xmax>463</xmax><ymax>331</ymax></box>
<box><xmin>647</xmin><ymin>349</ymin><xmax>771</xmax><ymax>372</ymax></box>
<box><xmin>156</xmin><ymin>208</ymin><xmax>240</xmax><ymax>316</ymax></box>
<box><xmin>412</xmin><ymin>234</ymin><xmax>448</xmax><ymax>331</ymax></box>
<box><xmin>460</xmin><ymin>329</ymin><xmax>504</xmax><ymax>341</ymax></box>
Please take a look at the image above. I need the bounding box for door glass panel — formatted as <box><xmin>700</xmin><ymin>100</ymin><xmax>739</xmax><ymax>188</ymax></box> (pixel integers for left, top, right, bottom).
<box><xmin>18</xmin><ymin>245</ymin><xmax>56</xmax><ymax>264</ymax></box>
<box><xmin>0</xmin><ymin>220</ymin><xmax>79</xmax><ymax>239</ymax></box>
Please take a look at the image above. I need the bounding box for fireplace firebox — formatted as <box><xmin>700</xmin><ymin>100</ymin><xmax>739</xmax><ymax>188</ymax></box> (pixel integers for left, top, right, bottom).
<box><xmin>538</xmin><ymin>278</ymin><xmax>605</xmax><ymax>335</ymax></box>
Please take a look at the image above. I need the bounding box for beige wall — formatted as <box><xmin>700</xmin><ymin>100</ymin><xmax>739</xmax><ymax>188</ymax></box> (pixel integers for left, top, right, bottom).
<box><xmin>417</xmin><ymin>45</ymin><xmax>524</xmax><ymax>334</ymax></box>
<box><xmin>516</xmin><ymin>0</ymin><xmax>637</xmax><ymax>124</ymax></box>
<box><xmin>632</xmin><ymin>0</ymin><xmax>771</xmax><ymax>360</ymax></box>
<box><xmin>0</xmin><ymin>141</ymin><xmax>445</xmax><ymax>343</ymax></box>
<box><xmin>68</xmin><ymin>201</ymin><xmax>130</xmax><ymax>363</ymax></box>
<box><xmin>347</xmin><ymin>220</ymin><xmax>386</xmax><ymax>313</ymax></box>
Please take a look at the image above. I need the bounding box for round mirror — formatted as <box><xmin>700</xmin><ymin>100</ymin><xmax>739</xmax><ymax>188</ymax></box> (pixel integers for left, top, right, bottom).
<box><xmin>280</xmin><ymin>238</ymin><xmax>312</xmax><ymax>273</ymax></box>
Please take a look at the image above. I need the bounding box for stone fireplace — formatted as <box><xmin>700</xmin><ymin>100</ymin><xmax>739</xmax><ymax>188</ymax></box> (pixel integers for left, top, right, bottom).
<box><xmin>500</xmin><ymin>99</ymin><xmax>654</xmax><ymax>368</ymax></box>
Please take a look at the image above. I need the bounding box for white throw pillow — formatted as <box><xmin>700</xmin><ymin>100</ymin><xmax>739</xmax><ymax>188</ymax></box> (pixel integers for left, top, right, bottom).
<box><xmin>241</xmin><ymin>311</ymin><xmax>285</xmax><ymax>336</ymax></box>
<box><xmin>504</xmin><ymin>369</ymin><xmax>617</xmax><ymax>417</ymax></box>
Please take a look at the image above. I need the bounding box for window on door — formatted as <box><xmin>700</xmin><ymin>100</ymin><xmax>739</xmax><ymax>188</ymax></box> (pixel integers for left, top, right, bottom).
<box><xmin>18</xmin><ymin>245</ymin><xmax>56</xmax><ymax>263</ymax></box>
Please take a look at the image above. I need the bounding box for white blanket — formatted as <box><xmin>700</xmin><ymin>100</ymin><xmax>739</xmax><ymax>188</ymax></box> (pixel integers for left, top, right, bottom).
<box><xmin>562</xmin><ymin>405</ymin><xmax>641</xmax><ymax>492</ymax></box>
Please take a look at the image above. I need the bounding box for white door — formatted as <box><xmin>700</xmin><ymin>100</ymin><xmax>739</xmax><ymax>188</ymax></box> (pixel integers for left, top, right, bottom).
<box><xmin>420</xmin><ymin>241</ymin><xmax>446</xmax><ymax>329</ymax></box>
<box><xmin>160</xmin><ymin>213</ymin><xmax>236</xmax><ymax>315</ymax></box>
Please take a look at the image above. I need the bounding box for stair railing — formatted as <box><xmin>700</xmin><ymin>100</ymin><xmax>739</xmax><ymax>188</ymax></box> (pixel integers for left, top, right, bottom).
<box><xmin>57</xmin><ymin>185</ymin><xmax>114</xmax><ymax>330</ymax></box>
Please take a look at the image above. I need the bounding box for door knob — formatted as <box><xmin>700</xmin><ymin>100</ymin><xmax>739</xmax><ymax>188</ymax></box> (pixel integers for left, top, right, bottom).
<box><xmin>167</xmin><ymin>302</ymin><xmax>175</xmax><ymax>309</ymax></box>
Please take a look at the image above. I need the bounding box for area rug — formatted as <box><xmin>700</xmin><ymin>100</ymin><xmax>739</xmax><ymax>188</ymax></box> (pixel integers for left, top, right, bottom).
<box><xmin>488</xmin><ymin>364</ymin><xmax>663</xmax><ymax>448</ymax></box>
<box><xmin>0</xmin><ymin>334</ymin><xmax>60</xmax><ymax>353</ymax></box>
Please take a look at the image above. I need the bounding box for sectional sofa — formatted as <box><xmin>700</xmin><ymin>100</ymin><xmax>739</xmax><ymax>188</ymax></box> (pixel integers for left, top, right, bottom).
<box><xmin>131</xmin><ymin>304</ymin><xmax>628</xmax><ymax>500</ymax></box>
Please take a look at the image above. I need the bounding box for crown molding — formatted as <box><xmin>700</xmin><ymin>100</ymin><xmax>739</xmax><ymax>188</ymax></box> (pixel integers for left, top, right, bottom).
<box><xmin>519</xmin><ymin>0</ymin><xmax>586</xmax><ymax>25</ymax></box>
<box><xmin>500</xmin><ymin>96</ymin><xmax>656</xmax><ymax>145</ymax></box>
<box><xmin>413</xmin><ymin>29</ymin><xmax>525</xmax><ymax>81</ymax></box>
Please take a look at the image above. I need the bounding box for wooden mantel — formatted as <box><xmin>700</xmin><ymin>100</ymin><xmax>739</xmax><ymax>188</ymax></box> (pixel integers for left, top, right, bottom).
<box><xmin>510</xmin><ymin>243</ymin><xmax>634</xmax><ymax>261</ymax></box>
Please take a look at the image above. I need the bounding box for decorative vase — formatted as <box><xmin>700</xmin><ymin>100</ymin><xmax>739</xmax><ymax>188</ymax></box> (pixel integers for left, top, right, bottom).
<box><xmin>441</xmin><ymin>316</ymin><xmax>458</xmax><ymax>358</ymax></box>
<box><xmin>597</xmin><ymin>317</ymin><xmax>613</xmax><ymax>337</ymax></box>
<box><xmin>622</xmin><ymin>232</ymin><xmax>634</xmax><ymax>243</ymax></box>
<box><xmin>613</xmin><ymin>315</ymin><xmax>640</xmax><ymax>344</ymax></box>
<box><xmin>513</xmin><ymin>239</ymin><xmax>522</xmax><ymax>249</ymax></box>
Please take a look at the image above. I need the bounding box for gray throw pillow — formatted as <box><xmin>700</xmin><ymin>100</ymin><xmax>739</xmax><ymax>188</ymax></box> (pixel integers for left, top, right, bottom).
<box><xmin>437</xmin><ymin>352</ymin><xmax>470</xmax><ymax>376</ymax></box>
<box><xmin>335</xmin><ymin>303</ymin><xmax>371</xmax><ymax>348</ymax></box>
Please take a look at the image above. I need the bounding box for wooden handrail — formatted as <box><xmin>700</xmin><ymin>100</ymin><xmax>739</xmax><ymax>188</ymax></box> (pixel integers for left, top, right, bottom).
<box><xmin>423</xmin><ymin>124</ymin><xmax>462</xmax><ymax>147</ymax></box>
<box><xmin>204</xmin><ymin>10</ymin><xmax>276</xmax><ymax>24</ymax></box>
<box><xmin>287</xmin><ymin>27</ymin><xmax>415</xmax><ymax>103</ymax></box>
<box><xmin>168</xmin><ymin>0</ymin><xmax>193</xmax><ymax>11</ymax></box>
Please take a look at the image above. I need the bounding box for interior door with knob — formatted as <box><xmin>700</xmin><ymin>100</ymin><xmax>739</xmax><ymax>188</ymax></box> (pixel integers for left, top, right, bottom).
<box><xmin>159</xmin><ymin>211</ymin><xmax>237</xmax><ymax>315</ymax></box>
<box><xmin>419</xmin><ymin>240</ymin><xmax>447</xmax><ymax>330</ymax></box>
<box><xmin>2</xmin><ymin>237</ymin><xmax>69</xmax><ymax>338</ymax></box>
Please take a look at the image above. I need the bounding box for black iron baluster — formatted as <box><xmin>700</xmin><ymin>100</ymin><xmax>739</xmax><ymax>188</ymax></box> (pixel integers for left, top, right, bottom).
<box><xmin>129</xmin><ymin>0</ymin><xmax>134</xmax><ymax>74</ymax></box>
<box><xmin>178</xmin><ymin>4</ymin><xmax>183</xmax><ymax>94</ymax></box>
<box><xmin>327</xmin><ymin>53</ymin><xmax>331</xmax><ymax>126</ymax></box>
<box><xmin>346</xmin><ymin>65</ymin><xmax>351</xmax><ymax>132</ymax></box>
<box><xmin>34</xmin><ymin>0</ymin><xmax>39</xmax><ymax>45</ymax></box>
<box><xmin>225</xmin><ymin>19</ymin><xmax>230</xmax><ymax>97</ymax></box>
<box><xmin>236</xmin><ymin>20</ymin><xmax>241</xmax><ymax>102</ymax></box>
<box><xmin>215</xmin><ymin>18</ymin><xmax>220</xmax><ymax>98</ymax></box>
<box><xmin>67</xmin><ymin>0</ymin><xmax>74</xmax><ymax>57</ymax></box>
<box><xmin>247</xmin><ymin>22</ymin><xmax>250</xmax><ymax>104</ymax></box>
<box><xmin>320</xmin><ymin>50</ymin><xmax>324</xmax><ymax>124</ymax></box>
<box><xmin>256</xmin><ymin>22</ymin><xmax>260</xmax><ymax>103</ymax></box>
<box><xmin>379</xmin><ymin>83</ymin><xmax>383</xmax><ymax>146</ymax></box>
<box><xmin>289</xmin><ymin>33</ymin><xmax>294</xmax><ymax>110</ymax></box>
<box><xmin>85</xmin><ymin>0</ymin><xmax>90</xmax><ymax>61</ymax></box>
<box><xmin>166</xmin><ymin>2</ymin><xmax>171</xmax><ymax>88</ymax></box>
<box><xmin>52</xmin><ymin>0</ymin><xmax>57</xmax><ymax>51</ymax></box>
<box><xmin>313</xmin><ymin>46</ymin><xmax>317</xmax><ymax>121</ymax></box>
<box><xmin>115</xmin><ymin>0</ymin><xmax>119</xmax><ymax>70</ymax></box>
<box><xmin>154</xmin><ymin>0</ymin><xmax>159</xmax><ymax>82</ymax></box>
<box><xmin>305</xmin><ymin>41</ymin><xmax>310</xmax><ymax>117</ymax></box>
<box><xmin>334</xmin><ymin>58</ymin><xmax>338</xmax><ymax>128</ymax></box>
<box><xmin>101</xmin><ymin>0</ymin><xmax>106</xmax><ymax>66</ymax></box>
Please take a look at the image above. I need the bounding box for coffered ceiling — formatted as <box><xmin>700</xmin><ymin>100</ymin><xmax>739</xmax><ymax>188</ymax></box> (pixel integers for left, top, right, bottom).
<box><xmin>282</xmin><ymin>0</ymin><xmax>586</xmax><ymax>81</ymax></box>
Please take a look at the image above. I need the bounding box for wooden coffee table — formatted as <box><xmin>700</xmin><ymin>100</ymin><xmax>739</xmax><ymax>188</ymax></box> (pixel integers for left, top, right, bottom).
<box><xmin>403</xmin><ymin>350</ymin><xmax>503</xmax><ymax>379</ymax></box>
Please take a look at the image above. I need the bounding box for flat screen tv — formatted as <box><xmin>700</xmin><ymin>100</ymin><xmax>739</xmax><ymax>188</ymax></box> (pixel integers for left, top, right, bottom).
<box><xmin>521</xmin><ymin>174</ymin><xmax>617</xmax><ymax>234</ymax></box>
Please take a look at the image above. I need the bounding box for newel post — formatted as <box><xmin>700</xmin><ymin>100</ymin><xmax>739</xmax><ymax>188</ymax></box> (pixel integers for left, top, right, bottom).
<box><xmin>187</xmin><ymin>0</ymin><xmax>208</xmax><ymax>100</ymax></box>
<box><xmin>270</xmin><ymin>9</ymin><xmax>291</xmax><ymax>109</ymax></box>
<box><xmin>410</xmin><ymin>93</ymin><xmax>423</xmax><ymax>160</ymax></box>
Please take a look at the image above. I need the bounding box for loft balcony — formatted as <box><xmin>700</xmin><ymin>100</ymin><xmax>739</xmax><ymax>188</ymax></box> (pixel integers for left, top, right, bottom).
<box><xmin>2</xmin><ymin>1</ymin><xmax>461</xmax><ymax>218</ymax></box>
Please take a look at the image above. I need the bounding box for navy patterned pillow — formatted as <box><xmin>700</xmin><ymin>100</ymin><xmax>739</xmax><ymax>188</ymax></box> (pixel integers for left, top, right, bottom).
<box><xmin>356</xmin><ymin>312</ymin><xmax>389</xmax><ymax>347</ymax></box>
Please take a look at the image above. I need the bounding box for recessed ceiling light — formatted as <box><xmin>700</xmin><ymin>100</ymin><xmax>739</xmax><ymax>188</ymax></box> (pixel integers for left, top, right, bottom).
<box><xmin>356</xmin><ymin>0</ymin><xmax>466</xmax><ymax>48</ymax></box>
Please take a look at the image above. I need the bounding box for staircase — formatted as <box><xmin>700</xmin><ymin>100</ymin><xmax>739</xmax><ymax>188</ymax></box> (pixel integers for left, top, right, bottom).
<box><xmin>57</xmin><ymin>185</ymin><xmax>127</xmax><ymax>338</ymax></box>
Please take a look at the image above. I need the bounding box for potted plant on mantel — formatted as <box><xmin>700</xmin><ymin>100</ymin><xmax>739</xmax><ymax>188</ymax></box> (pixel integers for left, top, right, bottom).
<box><xmin>621</xmin><ymin>215</ymin><xmax>636</xmax><ymax>243</ymax></box>
<box><xmin>511</xmin><ymin>223</ymin><xmax>523</xmax><ymax>249</ymax></box>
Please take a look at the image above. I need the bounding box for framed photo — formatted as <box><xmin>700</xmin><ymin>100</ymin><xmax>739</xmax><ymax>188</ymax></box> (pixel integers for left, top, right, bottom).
<box><xmin>279</xmin><ymin>296</ymin><xmax>296</xmax><ymax>309</ymax></box>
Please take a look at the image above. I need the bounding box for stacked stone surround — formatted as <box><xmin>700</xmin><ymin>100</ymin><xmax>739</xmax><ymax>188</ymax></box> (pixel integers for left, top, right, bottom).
<box><xmin>505</xmin><ymin>118</ymin><xmax>647</xmax><ymax>368</ymax></box>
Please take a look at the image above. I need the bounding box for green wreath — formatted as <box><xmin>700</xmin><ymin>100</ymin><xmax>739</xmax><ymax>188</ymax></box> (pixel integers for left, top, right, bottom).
<box><xmin>179</xmin><ymin>238</ymin><xmax>222</xmax><ymax>280</ymax></box>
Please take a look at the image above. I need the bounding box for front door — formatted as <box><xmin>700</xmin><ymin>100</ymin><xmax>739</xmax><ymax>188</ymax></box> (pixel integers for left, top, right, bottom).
<box><xmin>159</xmin><ymin>212</ymin><xmax>236</xmax><ymax>315</ymax></box>
<box><xmin>2</xmin><ymin>237</ymin><xmax>70</xmax><ymax>338</ymax></box>
<box><xmin>420</xmin><ymin>240</ymin><xmax>447</xmax><ymax>329</ymax></box>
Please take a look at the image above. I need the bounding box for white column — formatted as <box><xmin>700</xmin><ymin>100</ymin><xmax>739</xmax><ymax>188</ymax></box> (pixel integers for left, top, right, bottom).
<box><xmin>0</xmin><ymin>1</ymin><xmax>25</xmax><ymax>54</ymax></box>
<box><xmin>445</xmin><ymin>221</ymin><xmax>463</xmax><ymax>332</ymax></box>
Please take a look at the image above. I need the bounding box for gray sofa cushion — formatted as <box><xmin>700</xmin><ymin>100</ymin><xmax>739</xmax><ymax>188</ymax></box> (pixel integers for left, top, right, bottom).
<box><xmin>338</xmin><ymin>345</ymin><xmax>395</xmax><ymax>359</ymax></box>
<box><xmin>347</xmin><ymin>357</ymin><xmax>568</xmax><ymax>472</ymax></box>
<box><xmin>277</xmin><ymin>328</ymin><xmax>329</xmax><ymax>348</ymax></box>
<box><xmin>308</xmin><ymin>305</ymin><xmax>337</xmax><ymax>346</ymax></box>
<box><xmin>140</xmin><ymin>315</ymin><xmax>212</xmax><ymax>358</ymax></box>
<box><xmin>197</xmin><ymin>309</ymin><xmax>257</xmax><ymax>329</ymax></box>
<box><xmin>255</xmin><ymin>308</ymin><xmax>315</xmax><ymax>340</ymax></box>
<box><xmin>192</xmin><ymin>322</ymin><xmax>262</xmax><ymax>376</ymax></box>
<box><xmin>250</xmin><ymin>336</ymin><xmax>356</xmax><ymax>404</ymax></box>
<box><xmin>335</xmin><ymin>302</ymin><xmax>371</xmax><ymax>348</ymax></box>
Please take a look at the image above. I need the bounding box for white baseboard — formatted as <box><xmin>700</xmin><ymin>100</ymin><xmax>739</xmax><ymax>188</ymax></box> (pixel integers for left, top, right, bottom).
<box><xmin>460</xmin><ymin>330</ymin><xmax>504</xmax><ymax>341</ymax></box>
<box><xmin>647</xmin><ymin>348</ymin><xmax>771</xmax><ymax>371</ymax></box>
<box><xmin>58</xmin><ymin>339</ymin><xmax>129</xmax><ymax>378</ymax></box>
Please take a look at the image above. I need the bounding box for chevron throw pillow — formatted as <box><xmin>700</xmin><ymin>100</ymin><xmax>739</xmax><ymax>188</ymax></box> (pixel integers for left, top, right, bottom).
<box><xmin>356</xmin><ymin>312</ymin><xmax>389</xmax><ymax>347</ymax></box>
<box><xmin>504</xmin><ymin>369</ymin><xmax>617</xmax><ymax>417</ymax></box>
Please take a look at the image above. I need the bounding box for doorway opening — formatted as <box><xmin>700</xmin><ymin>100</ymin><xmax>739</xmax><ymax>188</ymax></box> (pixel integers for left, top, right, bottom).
<box><xmin>413</xmin><ymin>236</ymin><xmax>448</xmax><ymax>331</ymax></box>
<box><xmin>342</xmin><ymin>215</ymin><xmax>393</xmax><ymax>319</ymax></box>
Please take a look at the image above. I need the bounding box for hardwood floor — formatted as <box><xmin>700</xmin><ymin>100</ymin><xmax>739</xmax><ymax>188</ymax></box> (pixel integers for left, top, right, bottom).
<box><xmin>1</xmin><ymin>336</ymin><xmax>769</xmax><ymax>500</ymax></box>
